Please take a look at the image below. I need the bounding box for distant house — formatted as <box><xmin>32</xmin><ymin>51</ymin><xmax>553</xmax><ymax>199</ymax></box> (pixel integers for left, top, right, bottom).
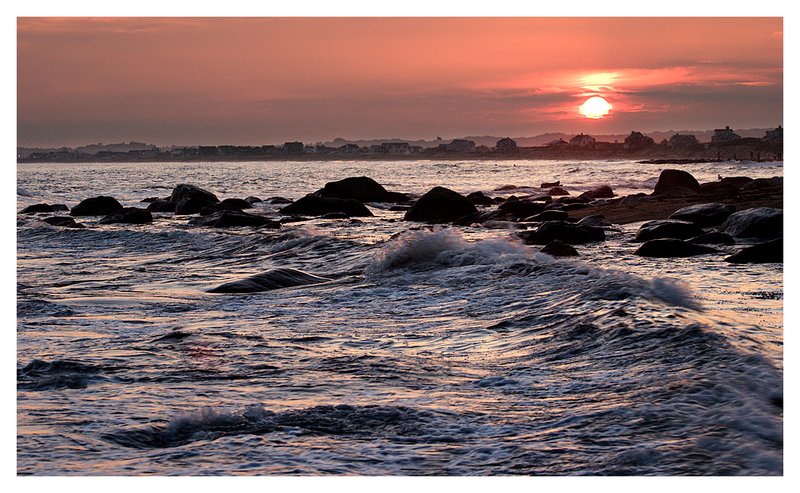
<box><xmin>338</xmin><ymin>143</ymin><xmax>361</xmax><ymax>153</ymax></box>
<box><xmin>711</xmin><ymin>126</ymin><xmax>741</xmax><ymax>144</ymax></box>
<box><xmin>667</xmin><ymin>133</ymin><xmax>700</xmax><ymax>149</ymax></box>
<box><xmin>762</xmin><ymin>125</ymin><xmax>783</xmax><ymax>146</ymax></box>
<box><xmin>380</xmin><ymin>142</ymin><xmax>411</xmax><ymax>155</ymax></box>
<box><xmin>449</xmin><ymin>139</ymin><xmax>476</xmax><ymax>152</ymax></box>
<box><xmin>623</xmin><ymin>131</ymin><xmax>655</xmax><ymax>150</ymax></box>
<box><xmin>569</xmin><ymin>134</ymin><xmax>595</xmax><ymax>147</ymax></box>
<box><xmin>282</xmin><ymin>141</ymin><xmax>305</xmax><ymax>154</ymax></box>
<box><xmin>495</xmin><ymin>137</ymin><xmax>518</xmax><ymax>152</ymax></box>
<box><xmin>546</xmin><ymin>138</ymin><xmax>569</xmax><ymax>147</ymax></box>
<box><xmin>409</xmin><ymin>145</ymin><xmax>424</xmax><ymax>154</ymax></box>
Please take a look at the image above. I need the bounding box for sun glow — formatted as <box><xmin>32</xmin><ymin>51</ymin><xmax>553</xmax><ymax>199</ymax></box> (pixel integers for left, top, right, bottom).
<box><xmin>579</xmin><ymin>96</ymin><xmax>612</xmax><ymax>119</ymax></box>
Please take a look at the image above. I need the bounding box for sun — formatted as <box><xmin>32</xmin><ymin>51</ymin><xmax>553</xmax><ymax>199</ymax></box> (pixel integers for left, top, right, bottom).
<box><xmin>579</xmin><ymin>96</ymin><xmax>612</xmax><ymax>119</ymax></box>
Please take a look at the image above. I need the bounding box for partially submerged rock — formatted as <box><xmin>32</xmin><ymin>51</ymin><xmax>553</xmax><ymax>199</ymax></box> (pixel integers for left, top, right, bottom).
<box><xmin>540</xmin><ymin>239</ymin><xmax>579</xmax><ymax>257</ymax></box>
<box><xmin>725</xmin><ymin>238</ymin><xmax>782</xmax><ymax>264</ymax></box>
<box><xmin>147</xmin><ymin>200</ymin><xmax>177</xmax><ymax>213</ymax></box>
<box><xmin>653</xmin><ymin>169</ymin><xmax>700</xmax><ymax>196</ymax></box>
<box><xmin>99</xmin><ymin>207</ymin><xmax>153</xmax><ymax>224</ymax></box>
<box><xmin>19</xmin><ymin>203</ymin><xmax>69</xmax><ymax>214</ymax></box>
<box><xmin>720</xmin><ymin>207</ymin><xmax>782</xmax><ymax>239</ymax></box>
<box><xmin>578</xmin><ymin>185</ymin><xmax>615</xmax><ymax>200</ymax></box>
<box><xmin>171</xmin><ymin>184</ymin><xmax>220</xmax><ymax>215</ymax></box>
<box><xmin>316</xmin><ymin>176</ymin><xmax>409</xmax><ymax>203</ymax></box>
<box><xmin>189</xmin><ymin>210</ymin><xmax>281</xmax><ymax>228</ymax></box>
<box><xmin>280</xmin><ymin>195</ymin><xmax>373</xmax><ymax>217</ymax></box>
<box><xmin>635</xmin><ymin>239</ymin><xmax>718</xmax><ymax>258</ymax></box>
<box><xmin>668</xmin><ymin>203</ymin><xmax>736</xmax><ymax>226</ymax></box>
<box><xmin>688</xmin><ymin>232</ymin><xmax>735</xmax><ymax>245</ymax></box>
<box><xmin>519</xmin><ymin>221</ymin><xmax>604</xmax><ymax>245</ymax></box>
<box><xmin>635</xmin><ymin>220</ymin><xmax>704</xmax><ymax>242</ymax></box>
<box><xmin>42</xmin><ymin>216</ymin><xmax>84</xmax><ymax>228</ymax></box>
<box><xmin>403</xmin><ymin>187</ymin><xmax>476</xmax><ymax>223</ymax></box>
<box><xmin>70</xmin><ymin>196</ymin><xmax>123</xmax><ymax>216</ymax></box>
<box><xmin>208</xmin><ymin>268</ymin><xmax>330</xmax><ymax>293</ymax></box>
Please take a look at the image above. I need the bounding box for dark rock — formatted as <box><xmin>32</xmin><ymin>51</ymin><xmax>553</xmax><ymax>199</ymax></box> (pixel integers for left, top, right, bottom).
<box><xmin>266</xmin><ymin>197</ymin><xmax>294</xmax><ymax>204</ymax></box>
<box><xmin>688</xmin><ymin>232</ymin><xmax>735</xmax><ymax>245</ymax></box>
<box><xmin>208</xmin><ymin>268</ymin><xmax>330</xmax><ymax>293</ymax></box>
<box><xmin>42</xmin><ymin>216</ymin><xmax>84</xmax><ymax>228</ymax></box>
<box><xmin>725</xmin><ymin>238</ymin><xmax>782</xmax><ymax>264</ymax></box>
<box><xmin>635</xmin><ymin>239</ymin><xmax>718</xmax><ymax>258</ymax></box>
<box><xmin>189</xmin><ymin>210</ymin><xmax>281</xmax><ymax>228</ymax></box>
<box><xmin>668</xmin><ymin>203</ymin><xmax>736</xmax><ymax>226</ymax></box>
<box><xmin>466</xmin><ymin>191</ymin><xmax>495</xmax><ymax>206</ymax></box>
<box><xmin>741</xmin><ymin>176</ymin><xmax>783</xmax><ymax>191</ymax></box>
<box><xmin>578</xmin><ymin>185</ymin><xmax>615</xmax><ymax>200</ymax></box>
<box><xmin>540</xmin><ymin>181</ymin><xmax>560</xmax><ymax>188</ymax></box>
<box><xmin>577</xmin><ymin>214</ymin><xmax>612</xmax><ymax>228</ymax></box>
<box><xmin>20</xmin><ymin>203</ymin><xmax>58</xmax><ymax>214</ymax></box>
<box><xmin>175</xmin><ymin>197</ymin><xmax>214</xmax><ymax>215</ymax></box>
<box><xmin>146</xmin><ymin>200</ymin><xmax>177</xmax><ymax>213</ymax></box>
<box><xmin>279</xmin><ymin>215</ymin><xmax>309</xmax><ymax>224</ymax></box>
<box><xmin>70</xmin><ymin>196</ymin><xmax>123</xmax><ymax>216</ymax></box>
<box><xmin>720</xmin><ymin>207</ymin><xmax>782</xmax><ymax>239</ymax></box>
<box><xmin>635</xmin><ymin>220</ymin><xmax>704</xmax><ymax>242</ymax></box>
<box><xmin>699</xmin><ymin>181</ymin><xmax>740</xmax><ymax>196</ymax></box>
<box><xmin>220</xmin><ymin>198</ymin><xmax>253</xmax><ymax>209</ymax></box>
<box><xmin>540</xmin><ymin>239</ymin><xmax>579</xmax><ymax>257</ymax></box>
<box><xmin>525</xmin><ymin>210</ymin><xmax>569</xmax><ymax>222</ymax></box>
<box><xmin>99</xmin><ymin>207</ymin><xmax>153</xmax><ymax>224</ymax></box>
<box><xmin>51</xmin><ymin>204</ymin><xmax>69</xmax><ymax>212</ymax></box>
<box><xmin>494</xmin><ymin>184</ymin><xmax>519</xmax><ymax>191</ymax></box>
<box><xmin>498</xmin><ymin>200</ymin><xmax>545</xmax><ymax>218</ymax></box>
<box><xmin>720</xmin><ymin>176</ymin><xmax>754</xmax><ymax>188</ymax></box>
<box><xmin>653</xmin><ymin>169</ymin><xmax>701</xmax><ymax>195</ymax></box>
<box><xmin>321</xmin><ymin>212</ymin><xmax>350</xmax><ymax>219</ymax></box>
<box><xmin>530</xmin><ymin>194</ymin><xmax>553</xmax><ymax>202</ymax></box>
<box><xmin>403</xmin><ymin>187</ymin><xmax>477</xmax><ymax>223</ymax></box>
<box><xmin>389</xmin><ymin>205</ymin><xmax>411</xmax><ymax>212</ymax></box>
<box><xmin>619</xmin><ymin>194</ymin><xmax>650</xmax><ymax>206</ymax></box>
<box><xmin>140</xmin><ymin>197</ymin><xmax>160</xmax><ymax>203</ymax></box>
<box><xmin>560</xmin><ymin>203</ymin><xmax>591</xmax><ymax>211</ymax></box>
<box><xmin>316</xmin><ymin>176</ymin><xmax>409</xmax><ymax>203</ymax></box>
<box><xmin>519</xmin><ymin>221</ymin><xmax>604</xmax><ymax>245</ymax></box>
<box><xmin>169</xmin><ymin>184</ymin><xmax>219</xmax><ymax>205</ymax></box>
<box><xmin>198</xmin><ymin>202</ymin><xmax>248</xmax><ymax>216</ymax></box>
<box><xmin>548</xmin><ymin>186</ymin><xmax>570</xmax><ymax>196</ymax></box>
<box><xmin>281</xmin><ymin>195</ymin><xmax>373</xmax><ymax>217</ymax></box>
<box><xmin>245</xmin><ymin>196</ymin><xmax>263</xmax><ymax>204</ymax></box>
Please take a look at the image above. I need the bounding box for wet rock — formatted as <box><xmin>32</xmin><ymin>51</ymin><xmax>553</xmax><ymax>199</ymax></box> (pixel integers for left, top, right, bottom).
<box><xmin>99</xmin><ymin>207</ymin><xmax>153</xmax><ymax>224</ymax></box>
<box><xmin>146</xmin><ymin>200</ymin><xmax>177</xmax><ymax>213</ymax></box>
<box><xmin>720</xmin><ymin>176</ymin><xmax>753</xmax><ymax>188</ymax></box>
<box><xmin>466</xmin><ymin>191</ymin><xmax>495</xmax><ymax>206</ymax></box>
<box><xmin>635</xmin><ymin>220</ymin><xmax>704</xmax><ymax>242</ymax></box>
<box><xmin>725</xmin><ymin>238</ymin><xmax>782</xmax><ymax>264</ymax></box>
<box><xmin>540</xmin><ymin>181</ymin><xmax>560</xmax><ymax>188</ymax></box>
<box><xmin>42</xmin><ymin>216</ymin><xmax>84</xmax><ymax>228</ymax></box>
<box><xmin>668</xmin><ymin>203</ymin><xmax>736</xmax><ymax>226</ymax></box>
<box><xmin>548</xmin><ymin>186</ymin><xmax>570</xmax><ymax>196</ymax></box>
<box><xmin>389</xmin><ymin>205</ymin><xmax>410</xmax><ymax>212</ymax></box>
<box><xmin>169</xmin><ymin>184</ymin><xmax>219</xmax><ymax>205</ymax></box>
<box><xmin>316</xmin><ymin>176</ymin><xmax>409</xmax><ymax>203</ymax></box>
<box><xmin>577</xmin><ymin>214</ymin><xmax>612</xmax><ymax>228</ymax></box>
<box><xmin>653</xmin><ymin>169</ymin><xmax>700</xmax><ymax>195</ymax></box>
<box><xmin>403</xmin><ymin>187</ymin><xmax>477</xmax><ymax>223</ymax></box>
<box><xmin>494</xmin><ymin>184</ymin><xmax>519</xmax><ymax>191</ymax></box>
<box><xmin>741</xmin><ymin>176</ymin><xmax>783</xmax><ymax>191</ymax></box>
<box><xmin>525</xmin><ymin>210</ymin><xmax>569</xmax><ymax>222</ymax></box>
<box><xmin>70</xmin><ymin>196</ymin><xmax>123</xmax><ymax>216</ymax></box>
<box><xmin>175</xmin><ymin>197</ymin><xmax>215</xmax><ymax>215</ymax></box>
<box><xmin>578</xmin><ymin>185</ymin><xmax>615</xmax><ymax>200</ymax></box>
<box><xmin>20</xmin><ymin>203</ymin><xmax>69</xmax><ymax>214</ymax></box>
<box><xmin>519</xmin><ymin>221</ymin><xmax>604</xmax><ymax>245</ymax></box>
<box><xmin>220</xmin><ymin>198</ymin><xmax>253</xmax><ymax>209</ymax></box>
<box><xmin>634</xmin><ymin>239</ymin><xmax>718</xmax><ymax>258</ymax></box>
<box><xmin>321</xmin><ymin>212</ymin><xmax>349</xmax><ymax>219</ymax></box>
<box><xmin>140</xmin><ymin>197</ymin><xmax>160</xmax><ymax>203</ymax></box>
<box><xmin>266</xmin><ymin>197</ymin><xmax>294</xmax><ymax>204</ymax></box>
<box><xmin>699</xmin><ymin>181</ymin><xmax>740</xmax><ymax>196</ymax></box>
<box><xmin>245</xmin><ymin>196</ymin><xmax>263</xmax><ymax>204</ymax></box>
<box><xmin>497</xmin><ymin>200</ymin><xmax>545</xmax><ymax>218</ymax></box>
<box><xmin>688</xmin><ymin>232</ymin><xmax>735</xmax><ymax>245</ymax></box>
<box><xmin>281</xmin><ymin>195</ymin><xmax>373</xmax><ymax>217</ymax></box>
<box><xmin>208</xmin><ymin>268</ymin><xmax>330</xmax><ymax>293</ymax></box>
<box><xmin>198</xmin><ymin>201</ymin><xmax>247</xmax><ymax>216</ymax></box>
<box><xmin>720</xmin><ymin>207</ymin><xmax>782</xmax><ymax>239</ymax></box>
<box><xmin>540</xmin><ymin>239</ymin><xmax>579</xmax><ymax>257</ymax></box>
<box><xmin>189</xmin><ymin>210</ymin><xmax>281</xmax><ymax>228</ymax></box>
<box><xmin>619</xmin><ymin>193</ymin><xmax>650</xmax><ymax>206</ymax></box>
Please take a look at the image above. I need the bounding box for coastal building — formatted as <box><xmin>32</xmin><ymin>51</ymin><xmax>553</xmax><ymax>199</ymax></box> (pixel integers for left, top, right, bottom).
<box><xmin>338</xmin><ymin>143</ymin><xmax>361</xmax><ymax>153</ymax></box>
<box><xmin>546</xmin><ymin>138</ymin><xmax>569</xmax><ymax>147</ymax></box>
<box><xmin>282</xmin><ymin>141</ymin><xmax>305</xmax><ymax>154</ymax></box>
<box><xmin>667</xmin><ymin>133</ymin><xmax>700</xmax><ymax>149</ymax></box>
<box><xmin>495</xmin><ymin>137</ymin><xmax>518</xmax><ymax>152</ymax></box>
<box><xmin>762</xmin><ymin>125</ymin><xmax>783</xmax><ymax>146</ymax></box>
<box><xmin>569</xmin><ymin>134</ymin><xmax>595</xmax><ymax>147</ymax></box>
<box><xmin>380</xmin><ymin>142</ymin><xmax>412</xmax><ymax>155</ymax></box>
<box><xmin>623</xmin><ymin>131</ymin><xmax>655</xmax><ymax>150</ymax></box>
<box><xmin>446</xmin><ymin>139</ymin><xmax>476</xmax><ymax>152</ymax></box>
<box><xmin>711</xmin><ymin>126</ymin><xmax>741</xmax><ymax>144</ymax></box>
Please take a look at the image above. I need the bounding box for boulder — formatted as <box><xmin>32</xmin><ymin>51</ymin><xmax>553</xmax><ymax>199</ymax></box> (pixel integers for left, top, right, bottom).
<box><xmin>635</xmin><ymin>239</ymin><xmax>718</xmax><ymax>258</ymax></box>
<box><xmin>189</xmin><ymin>210</ymin><xmax>281</xmax><ymax>228</ymax></box>
<box><xmin>548</xmin><ymin>187</ymin><xmax>570</xmax><ymax>196</ymax></box>
<box><xmin>668</xmin><ymin>203</ymin><xmax>736</xmax><ymax>226</ymax></box>
<box><xmin>175</xmin><ymin>197</ymin><xmax>214</xmax><ymax>215</ymax></box>
<box><xmin>688</xmin><ymin>232</ymin><xmax>735</xmax><ymax>245</ymax></box>
<box><xmin>316</xmin><ymin>176</ymin><xmax>409</xmax><ymax>203</ymax></box>
<box><xmin>699</xmin><ymin>181</ymin><xmax>740</xmax><ymax>196</ymax></box>
<box><xmin>198</xmin><ymin>202</ymin><xmax>247</xmax><ymax>216</ymax></box>
<box><xmin>280</xmin><ymin>195</ymin><xmax>374</xmax><ymax>217</ymax></box>
<box><xmin>525</xmin><ymin>210</ymin><xmax>569</xmax><ymax>222</ymax></box>
<box><xmin>653</xmin><ymin>169</ymin><xmax>700</xmax><ymax>195</ymax></box>
<box><xmin>541</xmin><ymin>181</ymin><xmax>560</xmax><ymax>188</ymax></box>
<box><xmin>20</xmin><ymin>203</ymin><xmax>67</xmax><ymax>214</ymax></box>
<box><xmin>720</xmin><ymin>176</ymin><xmax>754</xmax><ymax>188</ymax></box>
<box><xmin>140</xmin><ymin>197</ymin><xmax>160</xmax><ymax>203</ymax></box>
<box><xmin>146</xmin><ymin>200</ymin><xmax>177</xmax><ymax>213</ymax></box>
<box><xmin>741</xmin><ymin>176</ymin><xmax>783</xmax><ymax>191</ymax></box>
<box><xmin>720</xmin><ymin>207</ymin><xmax>782</xmax><ymax>239</ymax></box>
<box><xmin>635</xmin><ymin>220</ymin><xmax>704</xmax><ymax>242</ymax></box>
<box><xmin>266</xmin><ymin>197</ymin><xmax>294</xmax><ymax>204</ymax></box>
<box><xmin>220</xmin><ymin>198</ymin><xmax>253</xmax><ymax>209</ymax></box>
<box><xmin>519</xmin><ymin>221</ymin><xmax>604</xmax><ymax>245</ymax></box>
<box><xmin>540</xmin><ymin>239</ymin><xmax>579</xmax><ymax>257</ymax></box>
<box><xmin>466</xmin><ymin>191</ymin><xmax>495</xmax><ymax>206</ymax></box>
<box><xmin>403</xmin><ymin>187</ymin><xmax>477</xmax><ymax>223</ymax></box>
<box><xmin>725</xmin><ymin>238</ymin><xmax>782</xmax><ymax>264</ymax></box>
<box><xmin>497</xmin><ymin>200</ymin><xmax>545</xmax><ymax>218</ymax></box>
<box><xmin>578</xmin><ymin>185</ymin><xmax>615</xmax><ymax>200</ymax></box>
<box><xmin>208</xmin><ymin>268</ymin><xmax>330</xmax><ymax>294</ymax></box>
<box><xmin>577</xmin><ymin>214</ymin><xmax>612</xmax><ymax>228</ymax></box>
<box><xmin>169</xmin><ymin>184</ymin><xmax>219</xmax><ymax>205</ymax></box>
<box><xmin>70</xmin><ymin>196</ymin><xmax>123</xmax><ymax>216</ymax></box>
<box><xmin>98</xmin><ymin>207</ymin><xmax>153</xmax><ymax>224</ymax></box>
<box><xmin>42</xmin><ymin>216</ymin><xmax>84</xmax><ymax>228</ymax></box>
<box><xmin>245</xmin><ymin>196</ymin><xmax>263</xmax><ymax>204</ymax></box>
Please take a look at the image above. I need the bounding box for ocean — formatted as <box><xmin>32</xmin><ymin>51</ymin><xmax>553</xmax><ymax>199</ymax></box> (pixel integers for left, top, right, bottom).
<box><xmin>16</xmin><ymin>158</ymin><xmax>783</xmax><ymax>475</ymax></box>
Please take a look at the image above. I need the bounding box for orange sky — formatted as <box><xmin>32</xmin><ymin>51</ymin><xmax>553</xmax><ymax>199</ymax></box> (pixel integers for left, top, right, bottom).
<box><xmin>17</xmin><ymin>17</ymin><xmax>783</xmax><ymax>147</ymax></box>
